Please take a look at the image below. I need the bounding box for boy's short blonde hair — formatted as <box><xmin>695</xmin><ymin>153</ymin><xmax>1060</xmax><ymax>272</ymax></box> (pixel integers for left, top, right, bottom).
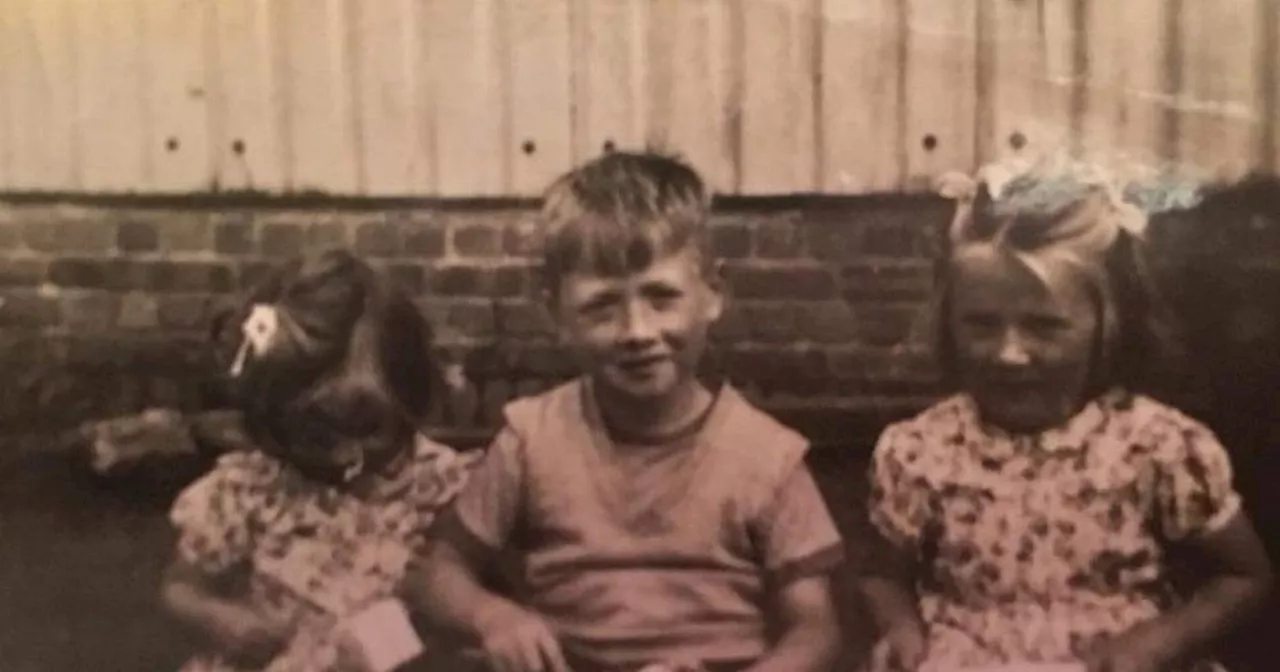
<box><xmin>538</xmin><ymin>151</ymin><xmax>713</xmax><ymax>293</ymax></box>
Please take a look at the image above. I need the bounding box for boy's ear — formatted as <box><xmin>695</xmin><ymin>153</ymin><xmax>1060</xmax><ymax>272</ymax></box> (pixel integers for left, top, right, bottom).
<box><xmin>704</xmin><ymin>260</ymin><xmax>728</xmax><ymax>321</ymax></box>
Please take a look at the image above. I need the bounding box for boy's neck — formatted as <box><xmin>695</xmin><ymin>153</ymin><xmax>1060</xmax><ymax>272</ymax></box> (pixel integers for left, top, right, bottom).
<box><xmin>592</xmin><ymin>378</ymin><xmax>716</xmax><ymax>444</ymax></box>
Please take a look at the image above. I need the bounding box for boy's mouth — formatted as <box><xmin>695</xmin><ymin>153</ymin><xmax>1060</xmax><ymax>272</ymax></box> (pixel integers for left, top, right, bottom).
<box><xmin>616</xmin><ymin>354</ymin><xmax>668</xmax><ymax>375</ymax></box>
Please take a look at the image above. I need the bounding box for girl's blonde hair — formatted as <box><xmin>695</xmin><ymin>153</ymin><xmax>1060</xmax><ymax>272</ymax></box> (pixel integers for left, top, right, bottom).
<box><xmin>931</xmin><ymin>153</ymin><xmax>1187</xmax><ymax>396</ymax></box>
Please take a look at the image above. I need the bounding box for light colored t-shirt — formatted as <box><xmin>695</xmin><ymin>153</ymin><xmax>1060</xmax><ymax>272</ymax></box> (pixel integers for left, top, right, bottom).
<box><xmin>443</xmin><ymin>378</ymin><xmax>844</xmax><ymax>668</ymax></box>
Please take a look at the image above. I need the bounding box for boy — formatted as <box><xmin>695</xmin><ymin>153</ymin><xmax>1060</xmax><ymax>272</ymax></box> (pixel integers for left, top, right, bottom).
<box><xmin>403</xmin><ymin>152</ymin><xmax>844</xmax><ymax>672</ymax></box>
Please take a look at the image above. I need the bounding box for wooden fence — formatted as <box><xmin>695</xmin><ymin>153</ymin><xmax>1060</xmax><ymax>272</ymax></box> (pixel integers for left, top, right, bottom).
<box><xmin>0</xmin><ymin>0</ymin><xmax>1275</xmax><ymax>197</ymax></box>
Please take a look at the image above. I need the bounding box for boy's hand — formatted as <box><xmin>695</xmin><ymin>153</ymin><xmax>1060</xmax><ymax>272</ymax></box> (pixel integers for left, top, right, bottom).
<box><xmin>876</xmin><ymin>619</ymin><xmax>927</xmax><ymax>672</ymax></box>
<box><xmin>208</xmin><ymin>604</ymin><xmax>291</xmax><ymax>667</ymax></box>
<box><xmin>474</xmin><ymin>602</ymin><xmax>571</xmax><ymax>672</ymax></box>
<box><xmin>1080</xmin><ymin>622</ymin><xmax>1177</xmax><ymax>672</ymax></box>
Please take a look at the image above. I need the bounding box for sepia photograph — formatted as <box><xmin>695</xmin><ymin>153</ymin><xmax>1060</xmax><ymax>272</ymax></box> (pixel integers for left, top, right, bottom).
<box><xmin>0</xmin><ymin>1</ymin><xmax>1277</xmax><ymax>671</ymax></box>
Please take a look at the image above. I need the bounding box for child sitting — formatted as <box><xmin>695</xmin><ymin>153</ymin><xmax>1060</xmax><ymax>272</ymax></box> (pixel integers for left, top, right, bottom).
<box><xmin>401</xmin><ymin>152</ymin><xmax>845</xmax><ymax>672</ymax></box>
<box><xmin>858</xmin><ymin>158</ymin><xmax>1274</xmax><ymax>672</ymax></box>
<box><xmin>160</xmin><ymin>249</ymin><xmax>479</xmax><ymax>671</ymax></box>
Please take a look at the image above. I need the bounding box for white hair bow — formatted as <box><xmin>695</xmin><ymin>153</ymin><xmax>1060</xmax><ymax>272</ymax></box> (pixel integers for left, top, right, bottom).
<box><xmin>229</xmin><ymin>304</ymin><xmax>281</xmax><ymax>377</ymax></box>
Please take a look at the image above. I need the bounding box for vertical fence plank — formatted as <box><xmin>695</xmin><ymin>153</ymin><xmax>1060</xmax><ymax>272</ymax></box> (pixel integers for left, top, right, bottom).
<box><xmin>652</xmin><ymin>0</ymin><xmax>736</xmax><ymax>192</ymax></box>
<box><xmin>1175</xmin><ymin>0</ymin><xmax>1264</xmax><ymax>182</ymax></box>
<box><xmin>819</xmin><ymin>0</ymin><xmax>904</xmax><ymax>193</ymax></box>
<box><xmin>76</xmin><ymin>0</ymin><xmax>148</xmax><ymax>192</ymax></box>
<box><xmin>901</xmin><ymin>0</ymin><xmax>978</xmax><ymax>190</ymax></box>
<box><xmin>209</xmin><ymin>0</ymin><xmax>285</xmax><ymax>192</ymax></box>
<box><xmin>980</xmin><ymin>0</ymin><xmax>1073</xmax><ymax>168</ymax></box>
<box><xmin>739</xmin><ymin>0</ymin><xmax>819</xmax><ymax>194</ymax></box>
<box><xmin>570</xmin><ymin>0</ymin><xmax>648</xmax><ymax>165</ymax></box>
<box><xmin>277</xmin><ymin>0</ymin><xmax>357</xmax><ymax>193</ymax></box>
<box><xmin>141</xmin><ymin>0</ymin><xmax>210</xmax><ymax>192</ymax></box>
<box><xmin>506</xmin><ymin>0</ymin><xmax>574</xmax><ymax>196</ymax></box>
<box><xmin>1080</xmin><ymin>0</ymin><xmax>1168</xmax><ymax>169</ymax></box>
<box><xmin>351</xmin><ymin>0</ymin><xmax>434</xmax><ymax>195</ymax></box>
<box><xmin>0</xmin><ymin>0</ymin><xmax>10</xmax><ymax>188</ymax></box>
<box><xmin>431</xmin><ymin>0</ymin><xmax>506</xmax><ymax>197</ymax></box>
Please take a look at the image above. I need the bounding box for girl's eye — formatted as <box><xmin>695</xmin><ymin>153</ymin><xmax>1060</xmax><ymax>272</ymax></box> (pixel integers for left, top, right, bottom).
<box><xmin>1024</xmin><ymin>315</ymin><xmax>1072</xmax><ymax>334</ymax></box>
<box><xmin>959</xmin><ymin>313</ymin><xmax>1000</xmax><ymax>330</ymax></box>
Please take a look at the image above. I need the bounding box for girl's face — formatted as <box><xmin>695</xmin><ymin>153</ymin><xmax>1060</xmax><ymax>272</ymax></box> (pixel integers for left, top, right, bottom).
<box><xmin>949</xmin><ymin>245</ymin><xmax>1100</xmax><ymax>433</ymax></box>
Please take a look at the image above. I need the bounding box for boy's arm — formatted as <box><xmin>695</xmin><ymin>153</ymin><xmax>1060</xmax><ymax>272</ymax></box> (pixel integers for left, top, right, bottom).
<box><xmin>742</xmin><ymin>574</ymin><xmax>840</xmax><ymax>672</ymax></box>
<box><xmin>855</xmin><ymin>530</ymin><xmax>924</xmax><ymax>634</ymax></box>
<box><xmin>748</xmin><ymin>462</ymin><xmax>845</xmax><ymax>672</ymax></box>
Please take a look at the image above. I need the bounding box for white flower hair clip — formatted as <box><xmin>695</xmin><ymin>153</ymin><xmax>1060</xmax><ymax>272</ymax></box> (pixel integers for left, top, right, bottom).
<box><xmin>229</xmin><ymin>303</ymin><xmax>281</xmax><ymax>377</ymax></box>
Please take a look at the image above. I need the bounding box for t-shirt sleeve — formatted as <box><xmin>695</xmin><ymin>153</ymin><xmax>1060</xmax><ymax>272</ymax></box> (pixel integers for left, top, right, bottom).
<box><xmin>866</xmin><ymin>423</ymin><xmax>934</xmax><ymax>551</ymax></box>
<box><xmin>755</xmin><ymin>459</ymin><xmax>845</xmax><ymax>585</ymax></box>
<box><xmin>1150</xmin><ymin>415</ymin><xmax>1243</xmax><ymax>542</ymax></box>
<box><xmin>168</xmin><ymin>453</ymin><xmax>267</xmax><ymax>576</ymax></box>
<box><xmin>439</xmin><ymin>425</ymin><xmax>525</xmax><ymax>552</ymax></box>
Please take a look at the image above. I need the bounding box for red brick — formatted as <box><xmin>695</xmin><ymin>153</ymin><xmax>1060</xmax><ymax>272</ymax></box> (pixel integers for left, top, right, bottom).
<box><xmin>494</xmin><ymin>300</ymin><xmax>553</xmax><ymax>336</ymax></box>
<box><xmin>840</xmin><ymin>263</ymin><xmax>934</xmax><ymax>302</ymax></box>
<box><xmin>117</xmin><ymin>292</ymin><xmax>160</xmax><ymax>329</ymax></box>
<box><xmin>117</xmin><ymin>219</ymin><xmax>160</xmax><ymax>252</ymax></box>
<box><xmin>260</xmin><ymin>222</ymin><xmax>307</xmax><ymax>256</ymax></box>
<box><xmin>453</xmin><ymin>224</ymin><xmax>504</xmax><ymax>257</ymax></box>
<box><xmin>853</xmin><ymin>304</ymin><xmax>922</xmax><ymax>347</ymax></box>
<box><xmin>354</xmin><ymin>218</ymin><xmax>402</xmax><ymax>257</ymax></box>
<box><xmin>49</xmin><ymin>258</ymin><xmax>111</xmax><ymax>289</ymax></box>
<box><xmin>510</xmin><ymin>342</ymin><xmax>575</xmax><ymax>378</ymax></box>
<box><xmin>798</xmin><ymin>301</ymin><xmax>859</xmax><ymax>343</ymax></box>
<box><xmin>710</xmin><ymin>220</ymin><xmax>753</xmax><ymax>259</ymax></box>
<box><xmin>755</xmin><ymin>219</ymin><xmax>807</xmax><ymax>258</ymax></box>
<box><xmin>861</xmin><ymin>221</ymin><xmax>925</xmax><ymax>258</ymax></box>
<box><xmin>0</xmin><ymin>217</ymin><xmax>21</xmax><ymax>249</ymax></box>
<box><xmin>212</xmin><ymin>214</ymin><xmax>256</xmax><ymax>254</ymax></box>
<box><xmin>744</xmin><ymin>303</ymin><xmax>801</xmax><ymax>343</ymax></box>
<box><xmin>726</xmin><ymin>264</ymin><xmax>835</xmax><ymax>300</ymax></box>
<box><xmin>146</xmin><ymin>261</ymin><xmax>235</xmax><ymax>293</ymax></box>
<box><xmin>238</xmin><ymin>260</ymin><xmax>275</xmax><ymax>290</ymax></box>
<box><xmin>158</xmin><ymin>214</ymin><xmax>213</xmax><ymax>252</ymax></box>
<box><xmin>0</xmin><ymin>259</ymin><xmax>47</xmax><ymax>287</ymax></box>
<box><xmin>446</xmin><ymin>301</ymin><xmax>496</xmax><ymax>338</ymax></box>
<box><xmin>428</xmin><ymin>264</ymin><xmax>528</xmax><ymax>298</ymax></box>
<box><xmin>60</xmin><ymin>292</ymin><xmax>122</xmax><ymax>330</ymax></box>
<box><xmin>308</xmin><ymin>220</ymin><xmax>350</xmax><ymax>250</ymax></box>
<box><xmin>0</xmin><ymin>291</ymin><xmax>59</xmax><ymax>327</ymax></box>
<box><xmin>404</xmin><ymin>224</ymin><xmax>447</xmax><ymax>258</ymax></box>
<box><xmin>385</xmin><ymin>263</ymin><xmax>426</xmax><ymax>295</ymax></box>
<box><xmin>24</xmin><ymin>217</ymin><xmax>116</xmax><ymax>253</ymax></box>
<box><xmin>158</xmin><ymin>294</ymin><xmax>213</xmax><ymax>330</ymax></box>
<box><xmin>502</xmin><ymin>216</ymin><xmax>541</xmax><ymax>257</ymax></box>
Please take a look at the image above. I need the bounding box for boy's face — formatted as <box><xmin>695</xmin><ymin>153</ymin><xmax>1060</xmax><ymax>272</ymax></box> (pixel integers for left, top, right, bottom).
<box><xmin>552</xmin><ymin>245</ymin><xmax>723</xmax><ymax>405</ymax></box>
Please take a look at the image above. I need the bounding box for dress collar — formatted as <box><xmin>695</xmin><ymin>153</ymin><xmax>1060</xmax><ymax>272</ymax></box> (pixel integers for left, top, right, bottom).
<box><xmin>956</xmin><ymin>388</ymin><xmax>1127</xmax><ymax>460</ymax></box>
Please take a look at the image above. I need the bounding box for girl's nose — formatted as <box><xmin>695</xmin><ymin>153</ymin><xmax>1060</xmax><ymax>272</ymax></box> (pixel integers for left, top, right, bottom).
<box><xmin>996</xmin><ymin>329</ymin><xmax>1032</xmax><ymax>366</ymax></box>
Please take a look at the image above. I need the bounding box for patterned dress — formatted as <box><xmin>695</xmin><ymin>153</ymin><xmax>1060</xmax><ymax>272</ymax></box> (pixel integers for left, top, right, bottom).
<box><xmin>169</xmin><ymin>434</ymin><xmax>481</xmax><ymax>672</ymax></box>
<box><xmin>865</xmin><ymin>389</ymin><xmax>1241</xmax><ymax>672</ymax></box>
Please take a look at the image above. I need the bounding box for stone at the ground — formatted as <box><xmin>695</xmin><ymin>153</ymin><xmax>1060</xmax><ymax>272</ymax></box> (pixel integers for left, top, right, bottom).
<box><xmin>81</xmin><ymin>408</ymin><xmax>202</xmax><ymax>477</ymax></box>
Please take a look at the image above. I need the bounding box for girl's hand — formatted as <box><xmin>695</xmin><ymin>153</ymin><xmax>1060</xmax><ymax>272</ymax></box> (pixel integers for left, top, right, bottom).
<box><xmin>474</xmin><ymin>602</ymin><xmax>570</xmax><ymax>672</ymax></box>
<box><xmin>208</xmin><ymin>604</ymin><xmax>292</xmax><ymax>668</ymax></box>
<box><xmin>876</xmin><ymin>619</ymin><xmax>928</xmax><ymax>671</ymax></box>
<box><xmin>1079</xmin><ymin>623</ymin><xmax>1177</xmax><ymax>672</ymax></box>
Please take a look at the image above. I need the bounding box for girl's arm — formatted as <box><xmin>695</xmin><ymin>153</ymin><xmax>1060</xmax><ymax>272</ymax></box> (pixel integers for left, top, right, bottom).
<box><xmin>161</xmin><ymin>559</ymin><xmax>290</xmax><ymax>666</ymax></box>
<box><xmin>856</xmin><ymin>532</ymin><xmax>925</xmax><ymax>635</ymax></box>
<box><xmin>1143</xmin><ymin>512</ymin><xmax>1273</xmax><ymax>667</ymax></box>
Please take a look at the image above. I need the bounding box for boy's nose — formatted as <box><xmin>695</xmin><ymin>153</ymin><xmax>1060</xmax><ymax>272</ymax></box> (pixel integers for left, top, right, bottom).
<box><xmin>619</xmin><ymin>303</ymin><xmax>659</xmax><ymax>345</ymax></box>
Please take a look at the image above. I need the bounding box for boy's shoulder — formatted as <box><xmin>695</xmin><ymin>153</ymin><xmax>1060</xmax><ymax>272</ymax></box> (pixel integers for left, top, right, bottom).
<box><xmin>497</xmin><ymin>376</ymin><xmax>587</xmax><ymax>439</ymax></box>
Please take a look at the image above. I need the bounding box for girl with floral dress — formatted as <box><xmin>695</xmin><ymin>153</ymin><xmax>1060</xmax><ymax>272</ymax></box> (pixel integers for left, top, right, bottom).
<box><xmin>858</xmin><ymin>158</ymin><xmax>1274</xmax><ymax>672</ymax></box>
<box><xmin>161</xmin><ymin>250</ymin><xmax>480</xmax><ymax>672</ymax></box>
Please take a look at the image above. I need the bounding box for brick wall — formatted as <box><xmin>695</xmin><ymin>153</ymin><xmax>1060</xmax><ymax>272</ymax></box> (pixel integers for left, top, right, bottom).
<box><xmin>0</xmin><ymin>195</ymin><xmax>956</xmax><ymax>447</ymax></box>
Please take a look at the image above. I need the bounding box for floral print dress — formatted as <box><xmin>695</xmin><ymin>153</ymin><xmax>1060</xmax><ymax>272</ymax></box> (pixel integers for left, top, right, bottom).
<box><xmin>169</xmin><ymin>434</ymin><xmax>481</xmax><ymax>672</ymax></box>
<box><xmin>865</xmin><ymin>389</ymin><xmax>1242</xmax><ymax>672</ymax></box>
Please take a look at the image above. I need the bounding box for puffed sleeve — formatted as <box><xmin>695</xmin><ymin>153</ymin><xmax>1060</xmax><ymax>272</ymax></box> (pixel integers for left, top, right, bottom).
<box><xmin>1149</xmin><ymin>413</ymin><xmax>1243</xmax><ymax>542</ymax></box>
<box><xmin>168</xmin><ymin>452</ymin><xmax>273</xmax><ymax>576</ymax></box>
<box><xmin>866</xmin><ymin>422</ymin><xmax>935</xmax><ymax>551</ymax></box>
